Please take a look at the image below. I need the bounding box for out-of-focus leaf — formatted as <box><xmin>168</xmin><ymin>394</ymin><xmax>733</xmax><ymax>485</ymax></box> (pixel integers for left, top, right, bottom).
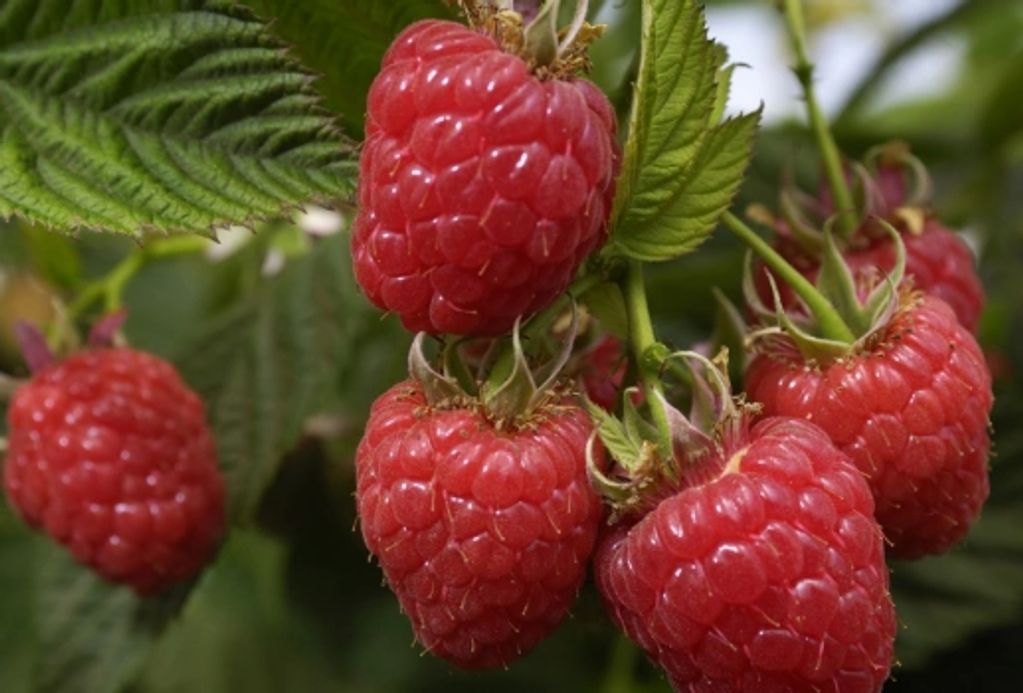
<box><xmin>0</xmin><ymin>0</ymin><xmax>355</xmax><ymax>237</ymax></box>
<box><xmin>139</xmin><ymin>530</ymin><xmax>339</xmax><ymax>693</ymax></box>
<box><xmin>978</xmin><ymin>50</ymin><xmax>1023</xmax><ymax>154</ymax></box>
<box><xmin>175</xmin><ymin>232</ymin><xmax>351</xmax><ymax>523</ymax></box>
<box><xmin>891</xmin><ymin>500</ymin><xmax>1023</xmax><ymax>670</ymax></box>
<box><xmin>243</xmin><ymin>0</ymin><xmax>454</xmax><ymax>135</ymax></box>
<box><xmin>0</xmin><ymin>506</ymin><xmax>34</xmax><ymax>693</ymax></box>
<box><xmin>582</xmin><ymin>281</ymin><xmax>629</xmax><ymax>340</ymax></box>
<box><xmin>33</xmin><ymin>542</ymin><xmax>191</xmax><ymax>693</ymax></box>
<box><xmin>19</xmin><ymin>224</ymin><xmax>82</xmax><ymax>290</ymax></box>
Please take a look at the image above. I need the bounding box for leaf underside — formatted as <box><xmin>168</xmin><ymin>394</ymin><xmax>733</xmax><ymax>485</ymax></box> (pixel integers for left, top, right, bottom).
<box><xmin>0</xmin><ymin>0</ymin><xmax>356</xmax><ymax>238</ymax></box>
<box><xmin>174</xmin><ymin>232</ymin><xmax>350</xmax><ymax>524</ymax></box>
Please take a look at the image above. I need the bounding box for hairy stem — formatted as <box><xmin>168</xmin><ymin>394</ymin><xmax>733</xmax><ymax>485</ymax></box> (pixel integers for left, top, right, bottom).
<box><xmin>780</xmin><ymin>0</ymin><xmax>857</xmax><ymax>237</ymax></box>
<box><xmin>52</xmin><ymin>235</ymin><xmax>211</xmax><ymax>348</ymax></box>
<box><xmin>623</xmin><ymin>259</ymin><xmax>674</xmax><ymax>470</ymax></box>
<box><xmin>722</xmin><ymin>212</ymin><xmax>855</xmax><ymax>342</ymax></box>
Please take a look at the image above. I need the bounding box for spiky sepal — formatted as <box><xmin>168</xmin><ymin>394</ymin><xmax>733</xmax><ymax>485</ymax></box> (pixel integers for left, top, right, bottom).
<box><xmin>456</xmin><ymin>0</ymin><xmax>604</xmax><ymax>78</ymax></box>
<box><xmin>586</xmin><ymin>350</ymin><xmax>758</xmax><ymax>520</ymax></box>
<box><xmin>411</xmin><ymin>311</ymin><xmax>581</xmax><ymax>428</ymax></box>
<box><xmin>744</xmin><ymin>221</ymin><xmax>907</xmax><ymax>363</ymax></box>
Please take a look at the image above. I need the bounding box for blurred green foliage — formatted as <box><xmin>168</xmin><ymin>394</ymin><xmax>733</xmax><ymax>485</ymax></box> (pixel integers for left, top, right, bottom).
<box><xmin>1</xmin><ymin>1</ymin><xmax>1022</xmax><ymax>691</ymax></box>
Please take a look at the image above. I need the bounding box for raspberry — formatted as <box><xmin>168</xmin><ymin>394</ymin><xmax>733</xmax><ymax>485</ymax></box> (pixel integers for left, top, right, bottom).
<box><xmin>355</xmin><ymin>380</ymin><xmax>603</xmax><ymax>668</ymax></box>
<box><xmin>4</xmin><ymin>348</ymin><xmax>225</xmax><ymax>595</ymax></box>
<box><xmin>758</xmin><ymin>220</ymin><xmax>984</xmax><ymax>332</ymax></box>
<box><xmin>746</xmin><ymin>294</ymin><xmax>992</xmax><ymax>559</ymax></box>
<box><xmin>840</xmin><ymin>220</ymin><xmax>983</xmax><ymax>332</ymax></box>
<box><xmin>352</xmin><ymin>19</ymin><xmax>619</xmax><ymax>335</ymax></box>
<box><xmin>595</xmin><ymin>417</ymin><xmax>895</xmax><ymax>691</ymax></box>
<box><xmin>754</xmin><ymin>158</ymin><xmax>984</xmax><ymax>331</ymax></box>
<box><xmin>579</xmin><ymin>335</ymin><xmax>628</xmax><ymax>411</ymax></box>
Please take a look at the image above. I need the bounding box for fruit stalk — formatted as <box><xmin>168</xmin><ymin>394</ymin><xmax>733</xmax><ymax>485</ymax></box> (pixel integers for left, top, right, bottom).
<box><xmin>722</xmin><ymin>211</ymin><xmax>855</xmax><ymax>342</ymax></box>
<box><xmin>779</xmin><ymin>0</ymin><xmax>857</xmax><ymax>237</ymax></box>
<box><xmin>58</xmin><ymin>235</ymin><xmax>211</xmax><ymax>342</ymax></box>
<box><xmin>622</xmin><ymin>259</ymin><xmax>674</xmax><ymax>465</ymax></box>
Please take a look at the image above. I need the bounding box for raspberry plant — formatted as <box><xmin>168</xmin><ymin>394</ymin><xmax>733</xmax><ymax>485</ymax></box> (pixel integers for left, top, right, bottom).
<box><xmin>1</xmin><ymin>1</ymin><xmax>1021</xmax><ymax>692</ymax></box>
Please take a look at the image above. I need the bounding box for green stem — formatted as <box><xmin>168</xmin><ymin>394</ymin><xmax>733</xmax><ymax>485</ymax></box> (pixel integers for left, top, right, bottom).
<box><xmin>780</xmin><ymin>0</ymin><xmax>857</xmax><ymax>238</ymax></box>
<box><xmin>484</xmin><ymin>271</ymin><xmax>605</xmax><ymax>391</ymax></box>
<box><xmin>54</xmin><ymin>236</ymin><xmax>211</xmax><ymax>343</ymax></box>
<box><xmin>623</xmin><ymin>259</ymin><xmax>674</xmax><ymax>470</ymax></box>
<box><xmin>722</xmin><ymin>212</ymin><xmax>855</xmax><ymax>342</ymax></box>
<box><xmin>600</xmin><ymin>634</ymin><xmax>639</xmax><ymax>693</ymax></box>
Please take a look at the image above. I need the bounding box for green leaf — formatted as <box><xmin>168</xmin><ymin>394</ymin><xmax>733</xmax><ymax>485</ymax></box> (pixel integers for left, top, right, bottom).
<box><xmin>609</xmin><ymin>0</ymin><xmax>759</xmax><ymax>262</ymax></box>
<box><xmin>139</xmin><ymin>530</ymin><xmax>339</xmax><ymax>693</ymax></box>
<box><xmin>581</xmin><ymin>281</ymin><xmax>629</xmax><ymax>340</ymax></box>
<box><xmin>243</xmin><ymin>0</ymin><xmax>454</xmax><ymax>135</ymax></box>
<box><xmin>175</xmin><ymin>232</ymin><xmax>350</xmax><ymax>523</ymax></box>
<box><xmin>0</xmin><ymin>507</ymin><xmax>35</xmax><ymax>693</ymax></box>
<box><xmin>19</xmin><ymin>223</ymin><xmax>83</xmax><ymax>290</ymax></box>
<box><xmin>612</xmin><ymin>111</ymin><xmax>760</xmax><ymax>261</ymax></box>
<box><xmin>585</xmin><ymin>399</ymin><xmax>641</xmax><ymax>468</ymax></box>
<box><xmin>892</xmin><ymin>506</ymin><xmax>1023</xmax><ymax>670</ymax></box>
<box><xmin>33</xmin><ymin>541</ymin><xmax>191</xmax><ymax>693</ymax></box>
<box><xmin>0</xmin><ymin>1</ymin><xmax>355</xmax><ymax>238</ymax></box>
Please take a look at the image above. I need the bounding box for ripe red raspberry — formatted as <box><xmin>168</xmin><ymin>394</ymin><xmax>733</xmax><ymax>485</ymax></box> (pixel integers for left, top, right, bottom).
<box><xmin>754</xmin><ymin>160</ymin><xmax>984</xmax><ymax>331</ymax></box>
<box><xmin>579</xmin><ymin>335</ymin><xmax>627</xmax><ymax>411</ymax></box>
<box><xmin>352</xmin><ymin>19</ymin><xmax>619</xmax><ymax>335</ymax></box>
<box><xmin>4</xmin><ymin>348</ymin><xmax>225</xmax><ymax>595</ymax></box>
<box><xmin>746</xmin><ymin>294</ymin><xmax>992</xmax><ymax>559</ymax></box>
<box><xmin>595</xmin><ymin>417</ymin><xmax>895</xmax><ymax>691</ymax></box>
<box><xmin>355</xmin><ymin>380</ymin><xmax>603</xmax><ymax>668</ymax></box>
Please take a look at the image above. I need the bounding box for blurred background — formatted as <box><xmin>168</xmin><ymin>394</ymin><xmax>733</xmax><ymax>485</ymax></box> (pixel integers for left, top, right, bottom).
<box><xmin>1</xmin><ymin>0</ymin><xmax>1022</xmax><ymax>691</ymax></box>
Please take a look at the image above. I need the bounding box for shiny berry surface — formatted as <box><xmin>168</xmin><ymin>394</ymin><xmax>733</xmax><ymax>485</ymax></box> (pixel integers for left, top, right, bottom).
<box><xmin>4</xmin><ymin>348</ymin><xmax>225</xmax><ymax>594</ymax></box>
<box><xmin>595</xmin><ymin>417</ymin><xmax>896</xmax><ymax>692</ymax></box>
<box><xmin>580</xmin><ymin>335</ymin><xmax>627</xmax><ymax>411</ymax></box>
<box><xmin>355</xmin><ymin>380</ymin><xmax>602</xmax><ymax>668</ymax></box>
<box><xmin>352</xmin><ymin>20</ymin><xmax>618</xmax><ymax>335</ymax></box>
<box><xmin>746</xmin><ymin>295</ymin><xmax>992</xmax><ymax>559</ymax></box>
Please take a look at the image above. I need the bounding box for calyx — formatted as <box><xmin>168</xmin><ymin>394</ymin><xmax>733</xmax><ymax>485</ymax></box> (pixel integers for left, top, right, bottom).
<box><xmin>744</xmin><ymin>221</ymin><xmax>908</xmax><ymax>363</ymax></box>
<box><xmin>754</xmin><ymin>140</ymin><xmax>934</xmax><ymax>256</ymax></box>
<box><xmin>408</xmin><ymin>310</ymin><xmax>579</xmax><ymax>429</ymax></box>
<box><xmin>587</xmin><ymin>349</ymin><xmax>758</xmax><ymax>519</ymax></box>
<box><xmin>457</xmin><ymin>0</ymin><xmax>605</xmax><ymax>77</ymax></box>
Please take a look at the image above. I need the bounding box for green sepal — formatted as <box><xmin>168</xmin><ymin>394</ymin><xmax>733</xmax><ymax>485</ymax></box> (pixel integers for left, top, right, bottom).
<box><xmin>708</xmin><ymin>44</ymin><xmax>735</xmax><ymax>126</ymax></box>
<box><xmin>480</xmin><ymin>308</ymin><xmax>578</xmax><ymax>422</ymax></box>
<box><xmin>744</xmin><ymin>220</ymin><xmax>909</xmax><ymax>363</ymax></box>
<box><xmin>864</xmin><ymin>140</ymin><xmax>934</xmax><ymax>209</ymax></box>
<box><xmin>622</xmin><ymin>386</ymin><xmax>658</xmax><ymax>444</ymax></box>
<box><xmin>779</xmin><ymin>181</ymin><xmax>825</xmax><ymax>253</ymax></box>
<box><xmin>443</xmin><ymin>338</ymin><xmax>478</xmax><ymax>394</ymax></box>
<box><xmin>408</xmin><ymin>333</ymin><xmax>467</xmax><ymax>406</ymax></box>
<box><xmin>817</xmin><ymin>227</ymin><xmax>869</xmax><ymax>332</ymax></box>
<box><xmin>710</xmin><ymin>287</ymin><xmax>749</xmax><ymax>381</ymax></box>
<box><xmin>523</xmin><ymin>0</ymin><xmax>561</xmax><ymax>67</ymax></box>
